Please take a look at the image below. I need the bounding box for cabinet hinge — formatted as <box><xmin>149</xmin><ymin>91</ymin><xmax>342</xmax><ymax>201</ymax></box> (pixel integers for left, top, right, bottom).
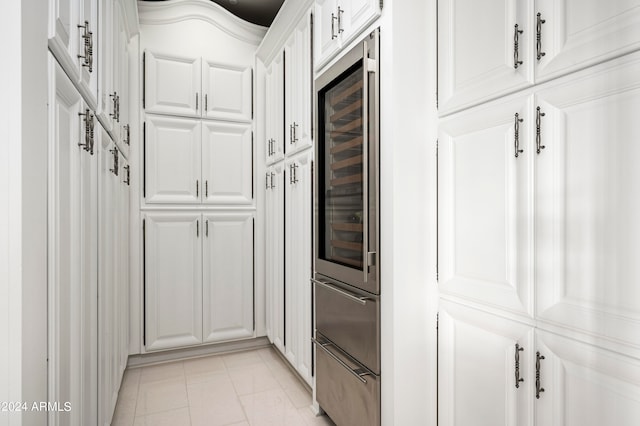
<box><xmin>143</xmin><ymin>122</ymin><xmax>146</xmax><ymax>198</ymax></box>
<box><xmin>143</xmin><ymin>218</ymin><xmax>146</xmax><ymax>347</ymax></box>
<box><xmin>143</xmin><ymin>52</ymin><xmax>146</xmax><ymax>109</ymax></box>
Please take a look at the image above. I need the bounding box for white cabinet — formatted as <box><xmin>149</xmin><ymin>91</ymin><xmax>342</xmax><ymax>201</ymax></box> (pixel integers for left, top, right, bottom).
<box><xmin>284</xmin><ymin>151</ymin><xmax>313</xmax><ymax>385</ymax></box>
<box><xmin>314</xmin><ymin>0</ymin><xmax>380</xmax><ymax>69</ymax></box>
<box><xmin>438</xmin><ymin>95</ymin><xmax>533</xmax><ymax>319</ymax></box>
<box><xmin>145</xmin><ymin>51</ymin><xmax>253</xmax><ymax>122</ymax></box>
<box><xmin>265</xmin><ymin>52</ymin><xmax>285</xmax><ymax>165</ymax></box>
<box><xmin>144</xmin><ymin>212</ymin><xmax>203</xmax><ymax>351</ymax></box>
<box><xmin>438</xmin><ymin>301</ymin><xmax>534</xmax><ymax>426</ymax></box>
<box><xmin>202</xmin><ymin>121</ymin><xmax>253</xmax><ymax>205</ymax></box>
<box><xmin>534</xmin><ymin>58</ymin><xmax>640</xmax><ymax>348</ymax></box>
<box><xmin>203</xmin><ymin>61</ymin><xmax>253</xmax><ymax>122</ymax></box>
<box><xmin>265</xmin><ymin>163</ymin><xmax>285</xmax><ymax>353</ymax></box>
<box><xmin>285</xmin><ymin>13</ymin><xmax>313</xmax><ymax>156</ymax></box>
<box><xmin>203</xmin><ymin>212</ymin><xmax>254</xmax><ymax>343</ymax></box>
<box><xmin>144</xmin><ymin>51</ymin><xmax>201</xmax><ymax>117</ymax></box>
<box><xmin>438</xmin><ymin>0</ymin><xmax>640</xmax><ymax>114</ymax></box>
<box><xmin>48</xmin><ymin>56</ymin><xmax>98</xmax><ymax>426</ymax></box>
<box><xmin>144</xmin><ymin>115</ymin><xmax>202</xmax><ymax>204</ymax></box>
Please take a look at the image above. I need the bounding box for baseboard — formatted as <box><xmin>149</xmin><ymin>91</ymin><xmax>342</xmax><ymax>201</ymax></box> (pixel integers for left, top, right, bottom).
<box><xmin>126</xmin><ymin>336</ymin><xmax>271</xmax><ymax>368</ymax></box>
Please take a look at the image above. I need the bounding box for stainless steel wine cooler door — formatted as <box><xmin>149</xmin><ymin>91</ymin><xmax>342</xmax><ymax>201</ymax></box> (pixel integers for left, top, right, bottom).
<box><xmin>315</xmin><ymin>30</ymin><xmax>379</xmax><ymax>295</ymax></box>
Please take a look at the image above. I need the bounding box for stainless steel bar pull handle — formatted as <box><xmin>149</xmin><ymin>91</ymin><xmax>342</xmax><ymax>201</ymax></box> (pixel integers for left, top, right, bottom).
<box><xmin>206</xmin><ymin>219</ymin><xmax>209</xmax><ymax>237</ymax></box>
<box><xmin>337</xmin><ymin>7</ymin><xmax>344</xmax><ymax>33</ymax></box>
<box><xmin>536</xmin><ymin>351</ymin><xmax>545</xmax><ymax>399</ymax></box>
<box><xmin>514</xmin><ymin>24</ymin><xmax>523</xmax><ymax>69</ymax></box>
<box><xmin>205</xmin><ymin>180</ymin><xmax>208</xmax><ymax>198</ymax></box>
<box><xmin>311</xmin><ymin>278</ymin><xmax>370</xmax><ymax>306</ymax></box>
<box><xmin>536</xmin><ymin>106</ymin><xmax>546</xmax><ymax>154</ymax></box>
<box><xmin>331</xmin><ymin>13</ymin><xmax>338</xmax><ymax>39</ymax></box>
<box><xmin>196</xmin><ymin>180</ymin><xmax>199</xmax><ymax>197</ymax></box>
<box><xmin>514</xmin><ymin>113</ymin><xmax>524</xmax><ymax>158</ymax></box>
<box><xmin>205</xmin><ymin>94</ymin><xmax>208</xmax><ymax>111</ymax></box>
<box><xmin>514</xmin><ymin>343</ymin><xmax>524</xmax><ymax>388</ymax></box>
<box><xmin>311</xmin><ymin>337</ymin><xmax>370</xmax><ymax>384</ymax></box>
<box><xmin>536</xmin><ymin>13</ymin><xmax>546</xmax><ymax>60</ymax></box>
<box><xmin>196</xmin><ymin>92</ymin><xmax>199</xmax><ymax>111</ymax></box>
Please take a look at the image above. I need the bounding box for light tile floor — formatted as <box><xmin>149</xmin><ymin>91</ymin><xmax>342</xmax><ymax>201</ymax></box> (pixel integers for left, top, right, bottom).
<box><xmin>112</xmin><ymin>346</ymin><xmax>335</xmax><ymax>426</ymax></box>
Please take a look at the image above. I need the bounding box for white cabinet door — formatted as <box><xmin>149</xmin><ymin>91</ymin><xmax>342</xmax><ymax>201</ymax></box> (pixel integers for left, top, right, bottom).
<box><xmin>48</xmin><ymin>57</ymin><xmax>98</xmax><ymax>426</ymax></box>
<box><xmin>265</xmin><ymin>62</ymin><xmax>274</xmax><ymax>164</ymax></box>
<box><xmin>290</xmin><ymin>13</ymin><xmax>313</xmax><ymax>155</ymax></box>
<box><xmin>78</xmin><ymin>0</ymin><xmax>99</xmax><ymax>106</ymax></box>
<box><xmin>144</xmin><ymin>212</ymin><xmax>203</xmax><ymax>351</ymax></box>
<box><xmin>118</xmin><ymin>156</ymin><xmax>130</xmax><ymax>379</ymax></box>
<box><xmin>438</xmin><ymin>95</ymin><xmax>533</xmax><ymax>318</ymax></box>
<box><xmin>284</xmin><ymin>31</ymin><xmax>297</xmax><ymax>156</ymax></box>
<box><xmin>438</xmin><ymin>0</ymin><xmax>533</xmax><ymax>114</ymax></box>
<box><xmin>201</xmin><ymin>121</ymin><xmax>253</xmax><ymax>205</ymax></box>
<box><xmin>535</xmin><ymin>0</ymin><xmax>640</xmax><ymax>82</ymax></box>
<box><xmin>203</xmin><ymin>61</ymin><xmax>252</xmax><ymax>122</ymax></box>
<box><xmin>438</xmin><ymin>301</ymin><xmax>534</xmax><ymax>426</ymax></box>
<box><xmin>144</xmin><ymin>51</ymin><xmax>202</xmax><ymax>117</ymax></box>
<box><xmin>534</xmin><ymin>59</ymin><xmax>640</xmax><ymax>349</ymax></box>
<box><xmin>49</xmin><ymin>0</ymin><xmax>80</xmax><ymax>80</ymax></box>
<box><xmin>284</xmin><ymin>151</ymin><xmax>313</xmax><ymax>385</ymax></box>
<box><xmin>202</xmin><ymin>212</ymin><xmax>254</xmax><ymax>343</ymax></box>
<box><xmin>340</xmin><ymin>0</ymin><xmax>381</xmax><ymax>43</ymax></box>
<box><xmin>266</xmin><ymin>52</ymin><xmax>285</xmax><ymax>165</ymax></box>
<box><xmin>98</xmin><ymin>0</ymin><xmax>114</xmax><ymax>132</ymax></box>
<box><xmin>315</xmin><ymin>0</ymin><xmax>341</xmax><ymax>69</ymax></box>
<box><xmin>144</xmin><ymin>115</ymin><xmax>201</xmax><ymax>204</ymax></box>
<box><xmin>116</xmin><ymin>2</ymin><xmax>130</xmax><ymax>157</ymax></box>
<box><xmin>265</xmin><ymin>163</ymin><xmax>285</xmax><ymax>353</ymax></box>
<box><xmin>535</xmin><ymin>330</ymin><xmax>640</xmax><ymax>426</ymax></box>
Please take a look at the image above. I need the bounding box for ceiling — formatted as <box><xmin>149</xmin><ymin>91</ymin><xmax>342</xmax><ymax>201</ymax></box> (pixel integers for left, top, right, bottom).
<box><xmin>143</xmin><ymin>0</ymin><xmax>284</xmax><ymax>26</ymax></box>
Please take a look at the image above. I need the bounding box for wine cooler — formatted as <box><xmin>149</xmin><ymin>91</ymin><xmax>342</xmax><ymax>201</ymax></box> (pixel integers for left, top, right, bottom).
<box><xmin>313</xmin><ymin>29</ymin><xmax>380</xmax><ymax>426</ymax></box>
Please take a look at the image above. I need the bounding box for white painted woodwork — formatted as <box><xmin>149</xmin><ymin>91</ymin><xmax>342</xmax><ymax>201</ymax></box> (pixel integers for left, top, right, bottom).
<box><xmin>438</xmin><ymin>301</ymin><xmax>534</xmax><ymax>426</ymax></box>
<box><xmin>144</xmin><ymin>51</ymin><xmax>201</xmax><ymax>117</ymax></box>
<box><xmin>201</xmin><ymin>121</ymin><xmax>253</xmax><ymax>205</ymax></box>
<box><xmin>265</xmin><ymin>52</ymin><xmax>285</xmax><ymax>165</ymax></box>
<box><xmin>265</xmin><ymin>163</ymin><xmax>285</xmax><ymax>353</ymax></box>
<box><xmin>116</xmin><ymin>2</ymin><xmax>130</xmax><ymax>156</ymax></box>
<box><xmin>535</xmin><ymin>330</ymin><xmax>640</xmax><ymax>426</ymax></box>
<box><xmin>314</xmin><ymin>0</ymin><xmax>341</xmax><ymax>69</ymax></box>
<box><xmin>202</xmin><ymin>212</ymin><xmax>254</xmax><ymax>343</ymax></box>
<box><xmin>284</xmin><ymin>31</ymin><xmax>296</xmax><ymax>156</ymax></box>
<box><xmin>202</xmin><ymin>61</ymin><xmax>252</xmax><ymax>122</ymax></box>
<box><xmin>438</xmin><ymin>95</ymin><xmax>533</xmax><ymax>319</ymax></box>
<box><xmin>314</xmin><ymin>0</ymin><xmax>380</xmax><ymax>69</ymax></box>
<box><xmin>437</xmin><ymin>0</ymin><xmax>534</xmax><ymax>114</ymax></box>
<box><xmin>535</xmin><ymin>0</ymin><xmax>640</xmax><ymax>82</ymax></box>
<box><xmin>144</xmin><ymin>212</ymin><xmax>203</xmax><ymax>351</ymax></box>
<box><xmin>534</xmin><ymin>59</ymin><xmax>640</xmax><ymax>350</ymax></box>
<box><xmin>144</xmin><ymin>115</ymin><xmax>201</xmax><ymax>204</ymax></box>
<box><xmin>98</xmin><ymin>0</ymin><xmax>114</xmax><ymax>132</ymax></box>
<box><xmin>48</xmin><ymin>58</ymin><xmax>98</xmax><ymax>426</ymax></box>
<box><xmin>49</xmin><ymin>0</ymin><xmax>80</xmax><ymax>79</ymax></box>
<box><xmin>286</xmin><ymin>13</ymin><xmax>312</xmax><ymax>155</ymax></box>
<box><xmin>78</xmin><ymin>0</ymin><xmax>99</xmax><ymax>105</ymax></box>
<box><xmin>107</xmin><ymin>138</ymin><xmax>120</xmax><ymax>422</ymax></box>
<box><xmin>118</xmin><ymin>157</ymin><xmax>130</xmax><ymax>382</ymax></box>
<box><xmin>284</xmin><ymin>151</ymin><xmax>313</xmax><ymax>385</ymax></box>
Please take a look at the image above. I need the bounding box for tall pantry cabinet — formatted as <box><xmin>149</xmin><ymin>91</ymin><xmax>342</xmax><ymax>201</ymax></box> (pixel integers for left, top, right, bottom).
<box><xmin>437</xmin><ymin>1</ymin><xmax>640</xmax><ymax>425</ymax></box>
<box><xmin>263</xmin><ymin>7</ymin><xmax>314</xmax><ymax>387</ymax></box>
<box><xmin>47</xmin><ymin>0</ymin><xmax>133</xmax><ymax>425</ymax></box>
<box><xmin>138</xmin><ymin>0</ymin><xmax>265</xmax><ymax>353</ymax></box>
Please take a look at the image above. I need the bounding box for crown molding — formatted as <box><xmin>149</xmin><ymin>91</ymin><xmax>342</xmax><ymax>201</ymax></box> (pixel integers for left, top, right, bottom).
<box><xmin>137</xmin><ymin>0</ymin><xmax>267</xmax><ymax>45</ymax></box>
<box><xmin>256</xmin><ymin>0</ymin><xmax>313</xmax><ymax>65</ymax></box>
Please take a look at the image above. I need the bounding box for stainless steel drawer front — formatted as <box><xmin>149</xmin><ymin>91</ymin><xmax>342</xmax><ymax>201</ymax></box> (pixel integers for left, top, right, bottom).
<box><xmin>314</xmin><ymin>277</ymin><xmax>380</xmax><ymax>373</ymax></box>
<box><xmin>314</xmin><ymin>334</ymin><xmax>380</xmax><ymax>426</ymax></box>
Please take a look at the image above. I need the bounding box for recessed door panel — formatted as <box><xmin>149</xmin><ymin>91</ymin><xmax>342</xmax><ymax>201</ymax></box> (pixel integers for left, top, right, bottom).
<box><xmin>203</xmin><ymin>61</ymin><xmax>252</xmax><ymax>122</ymax></box>
<box><xmin>439</xmin><ymin>96</ymin><xmax>533</xmax><ymax>318</ymax></box>
<box><xmin>202</xmin><ymin>213</ymin><xmax>254</xmax><ymax>343</ymax></box>
<box><xmin>145</xmin><ymin>51</ymin><xmax>201</xmax><ymax>117</ymax></box>
<box><xmin>145</xmin><ymin>115</ymin><xmax>201</xmax><ymax>204</ymax></box>
<box><xmin>201</xmin><ymin>121</ymin><xmax>252</xmax><ymax>205</ymax></box>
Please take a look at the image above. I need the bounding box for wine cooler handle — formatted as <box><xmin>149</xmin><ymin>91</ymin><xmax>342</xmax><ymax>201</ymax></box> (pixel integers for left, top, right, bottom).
<box><xmin>362</xmin><ymin>40</ymin><xmax>370</xmax><ymax>284</ymax></box>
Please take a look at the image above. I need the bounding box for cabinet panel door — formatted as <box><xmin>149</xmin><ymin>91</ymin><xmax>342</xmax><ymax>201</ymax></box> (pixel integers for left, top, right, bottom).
<box><xmin>535</xmin><ymin>59</ymin><xmax>640</xmax><ymax>350</ymax></box>
<box><xmin>265</xmin><ymin>164</ymin><xmax>285</xmax><ymax>353</ymax></box>
<box><xmin>98</xmin><ymin>0</ymin><xmax>114</xmax><ymax>133</ymax></box>
<box><xmin>535</xmin><ymin>330</ymin><xmax>640</xmax><ymax>426</ymax></box>
<box><xmin>118</xmin><ymin>157</ymin><xmax>130</xmax><ymax>377</ymax></box>
<box><xmin>536</xmin><ymin>0</ymin><xmax>640</xmax><ymax>82</ymax></box>
<box><xmin>315</xmin><ymin>0</ymin><xmax>341</xmax><ymax>69</ymax></box>
<box><xmin>145</xmin><ymin>51</ymin><xmax>201</xmax><ymax>117</ymax></box>
<box><xmin>265</xmin><ymin>63</ymin><xmax>274</xmax><ymax>164</ymax></box>
<box><xmin>284</xmin><ymin>32</ymin><xmax>297</xmax><ymax>156</ymax></box>
<box><xmin>78</xmin><ymin>0</ymin><xmax>99</xmax><ymax>106</ymax></box>
<box><xmin>340</xmin><ymin>0</ymin><xmax>381</xmax><ymax>43</ymax></box>
<box><xmin>145</xmin><ymin>115</ymin><xmax>201</xmax><ymax>204</ymax></box>
<box><xmin>438</xmin><ymin>96</ymin><xmax>533</xmax><ymax>318</ymax></box>
<box><xmin>48</xmin><ymin>58</ymin><xmax>86</xmax><ymax>426</ymax></box>
<box><xmin>202</xmin><ymin>121</ymin><xmax>253</xmax><ymax>205</ymax></box>
<box><xmin>290</xmin><ymin>13</ymin><xmax>313</xmax><ymax>155</ymax></box>
<box><xmin>438</xmin><ymin>0</ymin><xmax>533</xmax><ymax>114</ymax></box>
<box><xmin>272</xmin><ymin>53</ymin><xmax>285</xmax><ymax>162</ymax></box>
<box><xmin>203</xmin><ymin>213</ymin><xmax>254</xmax><ymax>343</ymax></box>
<box><xmin>145</xmin><ymin>213</ymin><xmax>203</xmax><ymax>351</ymax></box>
<box><xmin>438</xmin><ymin>301</ymin><xmax>534</xmax><ymax>426</ymax></box>
<box><xmin>49</xmin><ymin>0</ymin><xmax>80</xmax><ymax>80</ymax></box>
<box><xmin>203</xmin><ymin>61</ymin><xmax>252</xmax><ymax>122</ymax></box>
<box><xmin>285</xmin><ymin>152</ymin><xmax>313</xmax><ymax>385</ymax></box>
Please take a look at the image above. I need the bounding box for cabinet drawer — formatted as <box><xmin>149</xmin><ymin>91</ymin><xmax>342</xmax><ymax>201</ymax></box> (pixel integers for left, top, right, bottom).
<box><xmin>314</xmin><ymin>276</ymin><xmax>379</xmax><ymax>373</ymax></box>
<box><xmin>315</xmin><ymin>334</ymin><xmax>380</xmax><ymax>426</ymax></box>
